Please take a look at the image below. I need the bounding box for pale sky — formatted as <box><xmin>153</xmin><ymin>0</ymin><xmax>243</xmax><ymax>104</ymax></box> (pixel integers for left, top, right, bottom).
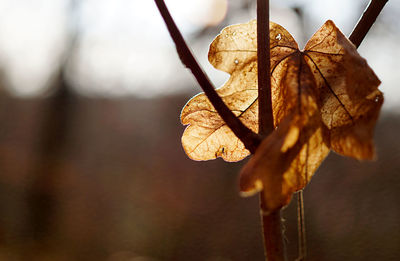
<box><xmin>0</xmin><ymin>0</ymin><xmax>398</xmax><ymax>111</ymax></box>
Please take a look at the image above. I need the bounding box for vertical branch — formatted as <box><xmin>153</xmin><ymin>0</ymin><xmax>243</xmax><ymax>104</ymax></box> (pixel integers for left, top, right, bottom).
<box><xmin>260</xmin><ymin>199</ymin><xmax>285</xmax><ymax>261</ymax></box>
<box><xmin>349</xmin><ymin>0</ymin><xmax>388</xmax><ymax>48</ymax></box>
<box><xmin>291</xmin><ymin>6</ymin><xmax>308</xmax><ymax>261</ymax></box>
<box><xmin>257</xmin><ymin>1</ymin><xmax>285</xmax><ymax>261</ymax></box>
<box><xmin>257</xmin><ymin>0</ymin><xmax>273</xmax><ymax>137</ymax></box>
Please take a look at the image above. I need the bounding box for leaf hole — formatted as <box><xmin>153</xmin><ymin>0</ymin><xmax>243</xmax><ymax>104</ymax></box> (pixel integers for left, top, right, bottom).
<box><xmin>215</xmin><ymin>146</ymin><xmax>225</xmax><ymax>157</ymax></box>
<box><xmin>275</xmin><ymin>33</ymin><xmax>282</xmax><ymax>40</ymax></box>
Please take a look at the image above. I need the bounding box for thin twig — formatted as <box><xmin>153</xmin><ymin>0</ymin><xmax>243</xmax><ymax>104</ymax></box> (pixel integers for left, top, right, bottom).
<box><xmin>257</xmin><ymin>1</ymin><xmax>285</xmax><ymax>261</ymax></box>
<box><xmin>296</xmin><ymin>191</ymin><xmax>306</xmax><ymax>261</ymax></box>
<box><xmin>154</xmin><ymin>0</ymin><xmax>260</xmax><ymax>153</ymax></box>
<box><xmin>349</xmin><ymin>0</ymin><xmax>388</xmax><ymax>48</ymax></box>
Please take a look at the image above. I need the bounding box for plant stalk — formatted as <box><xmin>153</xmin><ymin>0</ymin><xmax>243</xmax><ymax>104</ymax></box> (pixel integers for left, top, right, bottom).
<box><xmin>257</xmin><ymin>1</ymin><xmax>285</xmax><ymax>261</ymax></box>
<box><xmin>296</xmin><ymin>191</ymin><xmax>306</xmax><ymax>261</ymax></box>
<box><xmin>349</xmin><ymin>0</ymin><xmax>388</xmax><ymax>48</ymax></box>
<box><xmin>257</xmin><ymin>0</ymin><xmax>274</xmax><ymax>137</ymax></box>
<box><xmin>260</xmin><ymin>196</ymin><xmax>285</xmax><ymax>261</ymax></box>
<box><xmin>154</xmin><ymin>0</ymin><xmax>260</xmax><ymax>153</ymax></box>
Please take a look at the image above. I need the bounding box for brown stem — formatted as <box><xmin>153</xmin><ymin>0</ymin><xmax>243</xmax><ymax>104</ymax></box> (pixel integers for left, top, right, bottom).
<box><xmin>349</xmin><ymin>0</ymin><xmax>388</xmax><ymax>48</ymax></box>
<box><xmin>257</xmin><ymin>1</ymin><xmax>285</xmax><ymax>261</ymax></box>
<box><xmin>257</xmin><ymin>0</ymin><xmax>274</xmax><ymax>137</ymax></box>
<box><xmin>260</xmin><ymin>196</ymin><xmax>285</xmax><ymax>261</ymax></box>
<box><xmin>154</xmin><ymin>0</ymin><xmax>260</xmax><ymax>153</ymax></box>
<box><xmin>296</xmin><ymin>191</ymin><xmax>306</xmax><ymax>261</ymax></box>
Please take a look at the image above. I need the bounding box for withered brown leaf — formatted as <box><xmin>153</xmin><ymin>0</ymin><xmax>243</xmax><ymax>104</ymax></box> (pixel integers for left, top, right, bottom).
<box><xmin>181</xmin><ymin>21</ymin><xmax>259</xmax><ymax>162</ymax></box>
<box><xmin>240</xmin><ymin>111</ymin><xmax>328</xmax><ymax>211</ymax></box>
<box><xmin>240</xmin><ymin>20</ymin><xmax>383</xmax><ymax>211</ymax></box>
<box><xmin>181</xmin><ymin>19</ymin><xmax>383</xmax><ymax>211</ymax></box>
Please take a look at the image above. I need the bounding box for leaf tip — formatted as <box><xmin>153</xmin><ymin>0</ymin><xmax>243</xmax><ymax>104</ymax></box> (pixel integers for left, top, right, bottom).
<box><xmin>325</xmin><ymin>19</ymin><xmax>335</xmax><ymax>26</ymax></box>
<box><xmin>239</xmin><ymin>179</ymin><xmax>263</xmax><ymax>197</ymax></box>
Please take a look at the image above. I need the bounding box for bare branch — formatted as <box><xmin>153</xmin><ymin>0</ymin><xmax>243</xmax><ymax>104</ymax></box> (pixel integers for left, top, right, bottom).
<box><xmin>154</xmin><ymin>0</ymin><xmax>261</xmax><ymax>153</ymax></box>
<box><xmin>257</xmin><ymin>0</ymin><xmax>274</xmax><ymax>137</ymax></box>
<box><xmin>257</xmin><ymin>1</ymin><xmax>285</xmax><ymax>261</ymax></box>
<box><xmin>260</xmin><ymin>203</ymin><xmax>285</xmax><ymax>261</ymax></box>
<box><xmin>349</xmin><ymin>0</ymin><xmax>388</xmax><ymax>48</ymax></box>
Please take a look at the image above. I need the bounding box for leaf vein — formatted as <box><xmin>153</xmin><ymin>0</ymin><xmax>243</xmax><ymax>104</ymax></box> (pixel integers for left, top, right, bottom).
<box><xmin>304</xmin><ymin>53</ymin><xmax>354</xmax><ymax>122</ymax></box>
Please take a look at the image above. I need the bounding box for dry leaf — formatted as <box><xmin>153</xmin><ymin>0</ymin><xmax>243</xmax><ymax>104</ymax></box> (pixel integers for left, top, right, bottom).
<box><xmin>303</xmin><ymin>21</ymin><xmax>383</xmax><ymax>159</ymax></box>
<box><xmin>181</xmin><ymin>21</ymin><xmax>259</xmax><ymax>162</ymax></box>
<box><xmin>240</xmin><ymin>111</ymin><xmax>329</xmax><ymax>211</ymax></box>
<box><xmin>180</xmin><ymin>19</ymin><xmax>383</xmax><ymax>211</ymax></box>
<box><xmin>240</xmin><ymin>20</ymin><xmax>382</xmax><ymax>211</ymax></box>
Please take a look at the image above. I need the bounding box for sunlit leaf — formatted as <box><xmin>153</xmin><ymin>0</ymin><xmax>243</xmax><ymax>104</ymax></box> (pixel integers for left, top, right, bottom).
<box><xmin>180</xmin><ymin>19</ymin><xmax>383</xmax><ymax>211</ymax></box>
<box><xmin>181</xmin><ymin>21</ymin><xmax>259</xmax><ymax>162</ymax></box>
<box><xmin>304</xmin><ymin>20</ymin><xmax>383</xmax><ymax>160</ymax></box>
<box><xmin>240</xmin><ymin>111</ymin><xmax>330</xmax><ymax>210</ymax></box>
<box><xmin>240</xmin><ymin>20</ymin><xmax>382</xmax><ymax>211</ymax></box>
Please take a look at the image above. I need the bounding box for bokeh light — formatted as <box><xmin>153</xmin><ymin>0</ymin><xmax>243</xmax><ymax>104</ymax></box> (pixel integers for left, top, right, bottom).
<box><xmin>186</xmin><ymin>0</ymin><xmax>228</xmax><ymax>27</ymax></box>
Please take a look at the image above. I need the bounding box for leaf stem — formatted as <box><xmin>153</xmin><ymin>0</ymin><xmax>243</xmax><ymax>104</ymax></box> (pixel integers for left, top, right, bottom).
<box><xmin>296</xmin><ymin>191</ymin><xmax>306</xmax><ymax>261</ymax></box>
<box><xmin>349</xmin><ymin>0</ymin><xmax>388</xmax><ymax>48</ymax></box>
<box><xmin>154</xmin><ymin>0</ymin><xmax>260</xmax><ymax>153</ymax></box>
<box><xmin>257</xmin><ymin>1</ymin><xmax>285</xmax><ymax>261</ymax></box>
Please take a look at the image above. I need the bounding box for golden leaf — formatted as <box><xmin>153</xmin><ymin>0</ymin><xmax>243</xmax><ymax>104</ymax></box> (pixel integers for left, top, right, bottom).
<box><xmin>181</xmin><ymin>21</ymin><xmax>259</xmax><ymax>162</ymax></box>
<box><xmin>240</xmin><ymin>111</ymin><xmax>330</xmax><ymax>211</ymax></box>
<box><xmin>240</xmin><ymin>20</ymin><xmax>382</xmax><ymax>211</ymax></box>
<box><xmin>303</xmin><ymin>21</ymin><xmax>383</xmax><ymax>160</ymax></box>
<box><xmin>180</xmin><ymin>19</ymin><xmax>383</xmax><ymax>210</ymax></box>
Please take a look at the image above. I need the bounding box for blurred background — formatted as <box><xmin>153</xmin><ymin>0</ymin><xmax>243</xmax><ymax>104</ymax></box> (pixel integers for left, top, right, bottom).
<box><xmin>0</xmin><ymin>0</ymin><xmax>399</xmax><ymax>260</ymax></box>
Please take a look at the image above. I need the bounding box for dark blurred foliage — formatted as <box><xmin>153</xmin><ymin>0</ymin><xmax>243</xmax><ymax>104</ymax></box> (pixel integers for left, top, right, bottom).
<box><xmin>0</xmin><ymin>86</ymin><xmax>399</xmax><ymax>260</ymax></box>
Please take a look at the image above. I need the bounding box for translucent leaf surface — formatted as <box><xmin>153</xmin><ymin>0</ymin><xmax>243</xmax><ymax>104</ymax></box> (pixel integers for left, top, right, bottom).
<box><xmin>303</xmin><ymin>20</ymin><xmax>383</xmax><ymax>160</ymax></box>
<box><xmin>181</xmin><ymin>21</ymin><xmax>259</xmax><ymax>162</ymax></box>
<box><xmin>180</xmin><ymin>19</ymin><xmax>383</xmax><ymax>211</ymax></box>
